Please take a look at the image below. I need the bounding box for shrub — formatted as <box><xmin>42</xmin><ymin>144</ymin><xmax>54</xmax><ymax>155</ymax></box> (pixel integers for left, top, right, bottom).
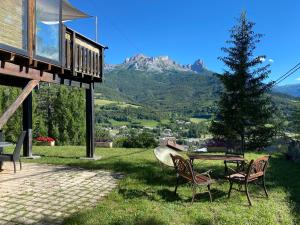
<box><xmin>35</xmin><ymin>136</ymin><xmax>55</xmax><ymax>143</ymax></box>
<box><xmin>113</xmin><ymin>137</ymin><xmax>127</xmax><ymax>148</ymax></box>
<box><xmin>287</xmin><ymin>140</ymin><xmax>300</xmax><ymax>162</ymax></box>
<box><xmin>116</xmin><ymin>131</ymin><xmax>158</xmax><ymax>148</ymax></box>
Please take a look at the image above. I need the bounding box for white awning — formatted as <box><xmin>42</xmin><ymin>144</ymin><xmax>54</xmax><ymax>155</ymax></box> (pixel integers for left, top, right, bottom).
<box><xmin>62</xmin><ymin>0</ymin><xmax>91</xmax><ymax>21</ymax></box>
<box><xmin>37</xmin><ymin>0</ymin><xmax>91</xmax><ymax>23</ymax></box>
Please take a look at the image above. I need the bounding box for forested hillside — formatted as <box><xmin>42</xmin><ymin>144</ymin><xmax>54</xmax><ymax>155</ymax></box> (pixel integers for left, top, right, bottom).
<box><xmin>96</xmin><ymin>69</ymin><xmax>220</xmax><ymax>117</ymax></box>
<box><xmin>96</xmin><ymin>65</ymin><xmax>299</xmax><ymax>121</ymax></box>
<box><xmin>0</xmin><ymin>56</ymin><xmax>299</xmax><ymax>144</ymax></box>
<box><xmin>0</xmin><ymin>85</ymin><xmax>86</xmax><ymax>145</ymax></box>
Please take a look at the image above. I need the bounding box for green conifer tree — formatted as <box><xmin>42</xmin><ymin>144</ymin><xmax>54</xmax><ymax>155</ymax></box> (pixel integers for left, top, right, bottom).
<box><xmin>210</xmin><ymin>12</ymin><xmax>276</xmax><ymax>151</ymax></box>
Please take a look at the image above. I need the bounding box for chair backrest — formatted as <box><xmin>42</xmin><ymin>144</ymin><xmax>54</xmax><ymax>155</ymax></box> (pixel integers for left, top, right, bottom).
<box><xmin>166</xmin><ymin>140</ymin><xmax>185</xmax><ymax>151</ymax></box>
<box><xmin>226</xmin><ymin>141</ymin><xmax>244</xmax><ymax>158</ymax></box>
<box><xmin>13</xmin><ymin>131</ymin><xmax>27</xmax><ymax>160</ymax></box>
<box><xmin>153</xmin><ymin>147</ymin><xmax>182</xmax><ymax>167</ymax></box>
<box><xmin>170</xmin><ymin>154</ymin><xmax>195</xmax><ymax>183</ymax></box>
<box><xmin>246</xmin><ymin>155</ymin><xmax>271</xmax><ymax>181</ymax></box>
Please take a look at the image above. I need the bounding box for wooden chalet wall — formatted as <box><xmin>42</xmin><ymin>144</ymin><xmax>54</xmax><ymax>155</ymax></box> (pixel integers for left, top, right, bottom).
<box><xmin>0</xmin><ymin>0</ymin><xmax>27</xmax><ymax>50</ymax></box>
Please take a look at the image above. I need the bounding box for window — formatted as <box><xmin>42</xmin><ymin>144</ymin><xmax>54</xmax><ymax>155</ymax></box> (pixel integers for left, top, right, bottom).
<box><xmin>35</xmin><ymin>0</ymin><xmax>61</xmax><ymax>62</ymax></box>
<box><xmin>0</xmin><ymin>0</ymin><xmax>27</xmax><ymax>50</ymax></box>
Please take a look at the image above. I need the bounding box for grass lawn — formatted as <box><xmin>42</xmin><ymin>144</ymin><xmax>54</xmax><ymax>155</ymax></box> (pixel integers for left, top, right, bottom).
<box><xmin>95</xmin><ymin>99</ymin><xmax>140</xmax><ymax>108</ymax></box>
<box><xmin>190</xmin><ymin>118</ymin><xmax>209</xmax><ymax>124</ymax></box>
<box><xmin>20</xmin><ymin>146</ymin><xmax>300</xmax><ymax>225</ymax></box>
<box><xmin>108</xmin><ymin>119</ymin><xmax>159</xmax><ymax>128</ymax></box>
<box><xmin>137</xmin><ymin>119</ymin><xmax>160</xmax><ymax>127</ymax></box>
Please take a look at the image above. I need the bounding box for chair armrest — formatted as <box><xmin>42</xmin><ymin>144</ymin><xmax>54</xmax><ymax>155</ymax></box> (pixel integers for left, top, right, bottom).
<box><xmin>200</xmin><ymin>169</ymin><xmax>213</xmax><ymax>179</ymax></box>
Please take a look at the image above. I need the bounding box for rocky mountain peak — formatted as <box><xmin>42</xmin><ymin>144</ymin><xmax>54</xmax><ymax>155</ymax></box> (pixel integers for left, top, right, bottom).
<box><xmin>106</xmin><ymin>54</ymin><xmax>207</xmax><ymax>74</ymax></box>
<box><xmin>191</xmin><ymin>59</ymin><xmax>206</xmax><ymax>73</ymax></box>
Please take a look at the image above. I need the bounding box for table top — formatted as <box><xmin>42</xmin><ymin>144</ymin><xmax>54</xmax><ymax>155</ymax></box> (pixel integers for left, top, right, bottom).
<box><xmin>0</xmin><ymin>142</ymin><xmax>13</xmax><ymax>148</ymax></box>
<box><xmin>188</xmin><ymin>154</ymin><xmax>245</xmax><ymax>161</ymax></box>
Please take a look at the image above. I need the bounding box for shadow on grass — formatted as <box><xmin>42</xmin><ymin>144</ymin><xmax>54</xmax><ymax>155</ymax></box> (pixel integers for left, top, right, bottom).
<box><xmin>157</xmin><ymin>186</ymin><xmax>227</xmax><ymax>203</ymax></box>
<box><xmin>64</xmin><ymin>215</ymin><xmax>168</xmax><ymax>225</ymax></box>
<box><xmin>118</xmin><ymin>188</ymin><xmax>157</xmax><ymax>201</ymax></box>
<box><xmin>268</xmin><ymin>155</ymin><xmax>300</xmax><ymax>220</ymax></box>
<box><xmin>67</xmin><ymin>159</ymin><xmax>177</xmax><ymax>187</ymax></box>
<box><xmin>107</xmin><ymin>216</ymin><xmax>168</xmax><ymax>225</ymax></box>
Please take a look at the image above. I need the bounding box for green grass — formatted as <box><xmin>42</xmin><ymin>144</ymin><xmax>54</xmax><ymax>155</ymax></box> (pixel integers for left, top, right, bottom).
<box><xmin>95</xmin><ymin>99</ymin><xmax>140</xmax><ymax>108</ymax></box>
<box><xmin>160</xmin><ymin>119</ymin><xmax>171</xmax><ymax>125</ymax></box>
<box><xmin>137</xmin><ymin>119</ymin><xmax>159</xmax><ymax>127</ymax></box>
<box><xmin>108</xmin><ymin>119</ymin><xmax>159</xmax><ymax>128</ymax></box>
<box><xmin>190</xmin><ymin>118</ymin><xmax>209</xmax><ymax>124</ymax></box>
<box><xmin>108</xmin><ymin>119</ymin><xmax>130</xmax><ymax>127</ymax></box>
<box><xmin>19</xmin><ymin>146</ymin><xmax>300</xmax><ymax>225</ymax></box>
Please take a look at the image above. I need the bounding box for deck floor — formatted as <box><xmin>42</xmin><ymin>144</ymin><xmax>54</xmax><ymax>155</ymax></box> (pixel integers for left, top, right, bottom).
<box><xmin>0</xmin><ymin>163</ymin><xmax>122</xmax><ymax>225</ymax></box>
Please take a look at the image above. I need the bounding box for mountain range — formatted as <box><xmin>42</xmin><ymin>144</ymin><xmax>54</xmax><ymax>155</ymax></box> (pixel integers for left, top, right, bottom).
<box><xmin>96</xmin><ymin>54</ymin><xmax>298</xmax><ymax>118</ymax></box>
<box><xmin>273</xmin><ymin>83</ymin><xmax>300</xmax><ymax>97</ymax></box>
<box><xmin>105</xmin><ymin>54</ymin><xmax>206</xmax><ymax>74</ymax></box>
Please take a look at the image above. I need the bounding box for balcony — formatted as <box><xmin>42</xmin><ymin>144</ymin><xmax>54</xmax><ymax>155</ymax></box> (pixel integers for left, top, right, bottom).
<box><xmin>64</xmin><ymin>27</ymin><xmax>104</xmax><ymax>80</ymax></box>
<box><xmin>0</xmin><ymin>0</ymin><xmax>105</xmax><ymax>86</ymax></box>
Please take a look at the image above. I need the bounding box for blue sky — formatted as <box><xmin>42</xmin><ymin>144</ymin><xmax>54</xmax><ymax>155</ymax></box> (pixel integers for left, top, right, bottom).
<box><xmin>67</xmin><ymin>0</ymin><xmax>300</xmax><ymax>85</ymax></box>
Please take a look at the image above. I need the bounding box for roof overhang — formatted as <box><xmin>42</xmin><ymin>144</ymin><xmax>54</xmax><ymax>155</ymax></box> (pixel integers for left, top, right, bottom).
<box><xmin>38</xmin><ymin>0</ymin><xmax>92</xmax><ymax>23</ymax></box>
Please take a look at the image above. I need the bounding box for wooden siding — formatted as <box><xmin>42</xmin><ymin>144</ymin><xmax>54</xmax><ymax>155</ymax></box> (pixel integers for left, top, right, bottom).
<box><xmin>0</xmin><ymin>0</ymin><xmax>27</xmax><ymax>50</ymax></box>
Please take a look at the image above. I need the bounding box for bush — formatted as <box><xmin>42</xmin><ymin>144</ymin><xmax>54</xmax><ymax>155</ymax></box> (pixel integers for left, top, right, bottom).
<box><xmin>95</xmin><ymin>129</ymin><xmax>111</xmax><ymax>142</ymax></box>
<box><xmin>113</xmin><ymin>137</ymin><xmax>128</xmax><ymax>148</ymax></box>
<box><xmin>287</xmin><ymin>140</ymin><xmax>300</xmax><ymax>162</ymax></box>
<box><xmin>116</xmin><ymin>131</ymin><xmax>158</xmax><ymax>148</ymax></box>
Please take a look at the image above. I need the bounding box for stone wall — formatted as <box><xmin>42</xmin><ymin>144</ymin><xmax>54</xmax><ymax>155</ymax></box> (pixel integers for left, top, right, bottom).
<box><xmin>0</xmin><ymin>0</ymin><xmax>27</xmax><ymax>50</ymax></box>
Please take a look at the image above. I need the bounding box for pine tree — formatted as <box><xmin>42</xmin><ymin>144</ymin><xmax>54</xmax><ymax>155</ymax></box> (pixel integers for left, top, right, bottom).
<box><xmin>291</xmin><ymin>104</ymin><xmax>300</xmax><ymax>139</ymax></box>
<box><xmin>210</xmin><ymin>12</ymin><xmax>276</xmax><ymax>151</ymax></box>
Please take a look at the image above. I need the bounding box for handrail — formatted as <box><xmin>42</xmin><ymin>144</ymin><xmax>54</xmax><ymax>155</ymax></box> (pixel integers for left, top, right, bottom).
<box><xmin>64</xmin><ymin>26</ymin><xmax>104</xmax><ymax>79</ymax></box>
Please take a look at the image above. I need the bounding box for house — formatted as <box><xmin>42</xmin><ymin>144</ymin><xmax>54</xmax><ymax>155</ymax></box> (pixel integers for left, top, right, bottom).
<box><xmin>0</xmin><ymin>0</ymin><xmax>106</xmax><ymax>158</ymax></box>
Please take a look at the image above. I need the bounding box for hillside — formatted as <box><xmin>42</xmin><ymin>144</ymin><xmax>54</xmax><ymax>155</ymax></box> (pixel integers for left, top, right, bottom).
<box><xmin>273</xmin><ymin>83</ymin><xmax>300</xmax><ymax>97</ymax></box>
<box><xmin>95</xmin><ymin>54</ymin><xmax>299</xmax><ymax>120</ymax></box>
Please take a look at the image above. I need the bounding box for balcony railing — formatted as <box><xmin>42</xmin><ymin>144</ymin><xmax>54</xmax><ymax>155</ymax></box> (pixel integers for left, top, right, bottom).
<box><xmin>64</xmin><ymin>27</ymin><xmax>104</xmax><ymax>80</ymax></box>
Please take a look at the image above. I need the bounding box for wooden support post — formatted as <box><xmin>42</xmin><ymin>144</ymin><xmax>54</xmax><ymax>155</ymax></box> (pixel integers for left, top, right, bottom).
<box><xmin>23</xmin><ymin>92</ymin><xmax>33</xmax><ymax>157</ymax></box>
<box><xmin>0</xmin><ymin>80</ymin><xmax>39</xmax><ymax>129</ymax></box>
<box><xmin>0</xmin><ymin>130</ymin><xmax>3</xmax><ymax>169</ymax></box>
<box><xmin>86</xmin><ymin>83</ymin><xmax>95</xmax><ymax>158</ymax></box>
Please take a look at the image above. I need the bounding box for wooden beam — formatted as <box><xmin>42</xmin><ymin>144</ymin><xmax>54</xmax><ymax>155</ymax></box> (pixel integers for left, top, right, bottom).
<box><xmin>28</xmin><ymin>0</ymin><xmax>35</xmax><ymax>64</ymax></box>
<box><xmin>0</xmin><ymin>61</ymin><xmax>93</xmax><ymax>88</ymax></box>
<box><xmin>0</xmin><ymin>80</ymin><xmax>39</xmax><ymax>129</ymax></box>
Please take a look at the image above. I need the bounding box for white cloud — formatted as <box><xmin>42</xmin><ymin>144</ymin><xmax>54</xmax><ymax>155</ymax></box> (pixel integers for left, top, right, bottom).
<box><xmin>259</xmin><ymin>57</ymin><xmax>266</xmax><ymax>62</ymax></box>
<box><xmin>269</xmin><ymin>59</ymin><xmax>274</xmax><ymax>63</ymax></box>
<box><xmin>296</xmin><ymin>77</ymin><xmax>300</xmax><ymax>81</ymax></box>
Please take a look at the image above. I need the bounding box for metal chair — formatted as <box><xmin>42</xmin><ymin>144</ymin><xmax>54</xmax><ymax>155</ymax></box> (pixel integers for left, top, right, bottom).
<box><xmin>0</xmin><ymin>131</ymin><xmax>26</xmax><ymax>173</ymax></box>
<box><xmin>224</xmin><ymin>142</ymin><xmax>245</xmax><ymax>174</ymax></box>
<box><xmin>170</xmin><ymin>154</ymin><xmax>214</xmax><ymax>203</ymax></box>
<box><xmin>226</xmin><ymin>155</ymin><xmax>271</xmax><ymax>206</ymax></box>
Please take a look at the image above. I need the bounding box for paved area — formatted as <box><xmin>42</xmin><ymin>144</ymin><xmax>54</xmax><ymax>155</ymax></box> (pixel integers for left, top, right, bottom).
<box><xmin>0</xmin><ymin>163</ymin><xmax>123</xmax><ymax>225</ymax></box>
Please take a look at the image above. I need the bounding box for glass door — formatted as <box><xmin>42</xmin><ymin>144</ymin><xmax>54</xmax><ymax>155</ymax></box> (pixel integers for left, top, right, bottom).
<box><xmin>35</xmin><ymin>0</ymin><xmax>61</xmax><ymax>63</ymax></box>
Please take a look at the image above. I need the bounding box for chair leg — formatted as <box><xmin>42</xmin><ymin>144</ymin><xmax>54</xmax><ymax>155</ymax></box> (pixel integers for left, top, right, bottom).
<box><xmin>228</xmin><ymin>181</ymin><xmax>233</xmax><ymax>198</ymax></box>
<box><xmin>19</xmin><ymin>159</ymin><xmax>22</xmax><ymax>171</ymax></box>
<box><xmin>13</xmin><ymin>161</ymin><xmax>16</xmax><ymax>173</ymax></box>
<box><xmin>245</xmin><ymin>183</ymin><xmax>252</xmax><ymax>206</ymax></box>
<box><xmin>262</xmin><ymin>177</ymin><xmax>269</xmax><ymax>198</ymax></box>
<box><xmin>191</xmin><ymin>185</ymin><xmax>196</xmax><ymax>204</ymax></box>
<box><xmin>174</xmin><ymin>174</ymin><xmax>179</xmax><ymax>194</ymax></box>
<box><xmin>224</xmin><ymin>161</ymin><xmax>228</xmax><ymax>174</ymax></box>
<box><xmin>207</xmin><ymin>185</ymin><xmax>212</xmax><ymax>202</ymax></box>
